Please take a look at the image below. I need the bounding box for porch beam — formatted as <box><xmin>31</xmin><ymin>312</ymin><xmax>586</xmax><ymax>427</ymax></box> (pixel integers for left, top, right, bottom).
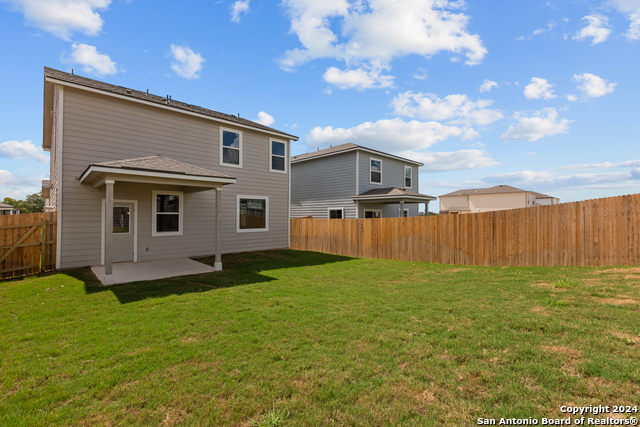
<box><xmin>215</xmin><ymin>187</ymin><xmax>222</xmax><ymax>271</ymax></box>
<box><xmin>104</xmin><ymin>180</ymin><xmax>115</xmax><ymax>285</ymax></box>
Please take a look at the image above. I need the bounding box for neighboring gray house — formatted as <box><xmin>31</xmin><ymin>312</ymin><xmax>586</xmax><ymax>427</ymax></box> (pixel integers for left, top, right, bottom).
<box><xmin>42</xmin><ymin>67</ymin><xmax>297</xmax><ymax>284</ymax></box>
<box><xmin>290</xmin><ymin>143</ymin><xmax>436</xmax><ymax>219</ymax></box>
<box><xmin>0</xmin><ymin>202</ymin><xmax>20</xmax><ymax>215</ymax></box>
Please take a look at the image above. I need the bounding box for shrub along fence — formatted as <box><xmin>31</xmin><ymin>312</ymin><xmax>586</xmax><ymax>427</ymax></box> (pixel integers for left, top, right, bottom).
<box><xmin>1</xmin><ymin>212</ymin><xmax>57</xmax><ymax>279</ymax></box>
<box><xmin>290</xmin><ymin>194</ymin><xmax>640</xmax><ymax>267</ymax></box>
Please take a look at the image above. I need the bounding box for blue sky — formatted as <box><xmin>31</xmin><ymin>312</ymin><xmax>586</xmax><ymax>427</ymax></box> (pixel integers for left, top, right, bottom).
<box><xmin>1</xmin><ymin>0</ymin><xmax>639</xmax><ymax>211</ymax></box>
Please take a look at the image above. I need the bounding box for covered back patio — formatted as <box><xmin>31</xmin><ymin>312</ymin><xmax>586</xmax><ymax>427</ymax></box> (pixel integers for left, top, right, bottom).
<box><xmin>351</xmin><ymin>187</ymin><xmax>437</xmax><ymax>218</ymax></box>
<box><xmin>78</xmin><ymin>155</ymin><xmax>236</xmax><ymax>285</ymax></box>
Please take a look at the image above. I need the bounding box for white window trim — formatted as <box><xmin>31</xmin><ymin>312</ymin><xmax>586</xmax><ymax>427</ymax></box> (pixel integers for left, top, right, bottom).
<box><xmin>328</xmin><ymin>207</ymin><xmax>344</xmax><ymax>219</ymax></box>
<box><xmin>364</xmin><ymin>209</ymin><xmax>382</xmax><ymax>218</ymax></box>
<box><xmin>236</xmin><ymin>195</ymin><xmax>269</xmax><ymax>233</ymax></box>
<box><xmin>269</xmin><ymin>138</ymin><xmax>288</xmax><ymax>174</ymax></box>
<box><xmin>399</xmin><ymin>208</ymin><xmax>409</xmax><ymax>217</ymax></box>
<box><xmin>101</xmin><ymin>199</ymin><xmax>138</xmax><ymax>265</ymax></box>
<box><xmin>219</xmin><ymin>127</ymin><xmax>243</xmax><ymax>168</ymax></box>
<box><xmin>404</xmin><ymin>165</ymin><xmax>412</xmax><ymax>189</ymax></box>
<box><xmin>152</xmin><ymin>190</ymin><xmax>184</xmax><ymax>237</ymax></box>
<box><xmin>370</xmin><ymin>157</ymin><xmax>382</xmax><ymax>185</ymax></box>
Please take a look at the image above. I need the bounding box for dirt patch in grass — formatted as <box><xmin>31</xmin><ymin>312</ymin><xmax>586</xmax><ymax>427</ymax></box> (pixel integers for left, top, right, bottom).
<box><xmin>611</xmin><ymin>331</ymin><xmax>640</xmax><ymax>344</ymax></box>
<box><xmin>541</xmin><ymin>345</ymin><xmax>582</xmax><ymax>359</ymax></box>
<box><xmin>591</xmin><ymin>267</ymin><xmax>640</xmax><ymax>275</ymax></box>
<box><xmin>594</xmin><ymin>297</ymin><xmax>638</xmax><ymax>305</ymax></box>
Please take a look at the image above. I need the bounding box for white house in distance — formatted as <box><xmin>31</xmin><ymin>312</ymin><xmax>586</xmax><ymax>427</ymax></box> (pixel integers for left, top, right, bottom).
<box><xmin>0</xmin><ymin>202</ymin><xmax>20</xmax><ymax>215</ymax></box>
<box><xmin>439</xmin><ymin>185</ymin><xmax>559</xmax><ymax>215</ymax></box>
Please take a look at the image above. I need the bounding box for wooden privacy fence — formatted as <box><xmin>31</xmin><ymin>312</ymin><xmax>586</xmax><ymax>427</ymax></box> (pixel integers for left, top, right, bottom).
<box><xmin>1</xmin><ymin>212</ymin><xmax>57</xmax><ymax>279</ymax></box>
<box><xmin>290</xmin><ymin>194</ymin><xmax>640</xmax><ymax>267</ymax></box>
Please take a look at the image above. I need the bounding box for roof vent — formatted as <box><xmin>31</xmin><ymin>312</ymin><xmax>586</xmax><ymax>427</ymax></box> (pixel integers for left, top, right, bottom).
<box><xmin>125</xmin><ymin>89</ymin><xmax>132</xmax><ymax>95</ymax></box>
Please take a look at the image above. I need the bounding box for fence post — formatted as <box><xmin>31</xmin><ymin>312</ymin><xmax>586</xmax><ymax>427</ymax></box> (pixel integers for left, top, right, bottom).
<box><xmin>40</xmin><ymin>214</ymin><xmax>46</xmax><ymax>272</ymax></box>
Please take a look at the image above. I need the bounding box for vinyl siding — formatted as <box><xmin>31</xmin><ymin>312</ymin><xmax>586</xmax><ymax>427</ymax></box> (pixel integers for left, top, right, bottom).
<box><xmin>358</xmin><ymin>154</ymin><xmax>418</xmax><ymax>194</ymax></box>
<box><xmin>58</xmin><ymin>86</ymin><xmax>290</xmax><ymax>269</ymax></box>
<box><xmin>49</xmin><ymin>85</ymin><xmax>62</xmax><ymax>210</ymax></box>
<box><xmin>290</xmin><ymin>151</ymin><xmax>357</xmax><ymax>218</ymax></box>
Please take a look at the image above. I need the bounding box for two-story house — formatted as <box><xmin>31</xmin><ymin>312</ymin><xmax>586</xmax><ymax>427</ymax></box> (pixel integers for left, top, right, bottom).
<box><xmin>439</xmin><ymin>185</ymin><xmax>559</xmax><ymax>214</ymax></box>
<box><xmin>290</xmin><ymin>143</ymin><xmax>436</xmax><ymax>219</ymax></box>
<box><xmin>42</xmin><ymin>67</ymin><xmax>297</xmax><ymax>284</ymax></box>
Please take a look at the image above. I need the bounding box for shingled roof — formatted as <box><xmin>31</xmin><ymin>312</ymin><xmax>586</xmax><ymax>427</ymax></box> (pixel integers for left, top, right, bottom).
<box><xmin>291</xmin><ymin>143</ymin><xmax>423</xmax><ymax>165</ymax></box>
<box><xmin>440</xmin><ymin>185</ymin><xmax>527</xmax><ymax>197</ymax></box>
<box><xmin>44</xmin><ymin>67</ymin><xmax>297</xmax><ymax>140</ymax></box>
<box><xmin>352</xmin><ymin>187</ymin><xmax>436</xmax><ymax>201</ymax></box>
<box><xmin>80</xmin><ymin>155</ymin><xmax>235</xmax><ymax>180</ymax></box>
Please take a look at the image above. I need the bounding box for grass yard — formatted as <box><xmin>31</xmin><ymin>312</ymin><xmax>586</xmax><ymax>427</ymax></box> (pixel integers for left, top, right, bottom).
<box><xmin>1</xmin><ymin>250</ymin><xmax>639</xmax><ymax>426</ymax></box>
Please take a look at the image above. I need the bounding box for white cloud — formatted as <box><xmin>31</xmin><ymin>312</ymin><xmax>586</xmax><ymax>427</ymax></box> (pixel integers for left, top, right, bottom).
<box><xmin>306</xmin><ymin>118</ymin><xmax>475</xmax><ymax>154</ymax></box>
<box><xmin>482</xmin><ymin>169</ymin><xmax>640</xmax><ymax>190</ymax></box>
<box><xmin>412</xmin><ymin>67</ymin><xmax>428</xmax><ymax>81</ymax></box>
<box><xmin>479</xmin><ymin>79</ymin><xmax>498</xmax><ymax>93</ymax></box>
<box><xmin>607</xmin><ymin>0</ymin><xmax>640</xmax><ymax>40</ymax></box>
<box><xmin>169</xmin><ymin>45</ymin><xmax>205</xmax><ymax>79</ymax></box>
<box><xmin>566</xmin><ymin>94</ymin><xmax>578</xmax><ymax>102</ymax></box>
<box><xmin>524</xmin><ymin>77</ymin><xmax>556</xmax><ymax>100</ymax></box>
<box><xmin>557</xmin><ymin>159</ymin><xmax>640</xmax><ymax>170</ymax></box>
<box><xmin>230</xmin><ymin>0</ymin><xmax>249</xmax><ymax>23</ymax></box>
<box><xmin>3</xmin><ymin>0</ymin><xmax>111</xmax><ymax>40</ymax></box>
<box><xmin>410</xmin><ymin>149</ymin><xmax>499</xmax><ymax>172</ymax></box>
<box><xmin>65</xmin><ymin>43</ymin><xmax>116</xmax><ymax>76</ymax></box>
<box><xmin>280</xmin><ymin>0</ymin><xmax>487</xmax><ymax>86</ymax></box>
<box><xmin>0</xmin><ymin>170</ymin><xmax>47</xmax><ymax>199</ymax></box>
<box><xmin>500</xmin><ymin>108</ymin><xmax>571</xmax><ymax>142</ymax></box>
<box><xmin>391</xmin><ymin>91</ymin><xmax>504</xmax><ymax>127</ymax></box>
<box><xmin>533</xmin><ymin>20</ymin><xmax>556</xmax><ymax>35</ymax></box>
<box><xmin>0</xmin><ymin>140</ymin><xmax>49</xmax><ymax>162</ymax></box>
<box><xmin>323</xmin><ymin>66</ymin><xmax>394</xmax><ymax>90</ymax></box>
<box><xmin>573</xmin><ymin>73</ymin><xmax>617</xmax><ymax>97</ymax></box>
<box><xmin>256</xmin><ymin>111</ymin><xmax>275</xmax><ymax>126</ymax></box>
<box><xmin>573</xmin><ymin>14</ymin><xmax>611</xmax><ymax>45</ymax></box>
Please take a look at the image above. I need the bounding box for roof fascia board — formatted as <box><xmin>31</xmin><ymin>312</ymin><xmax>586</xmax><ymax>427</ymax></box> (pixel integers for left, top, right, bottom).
<box><xmin>351</xmin><ymin>195</ymin><xmax>436</xmax><ymax>202</ymax></box>
<box><xmin>79</xmin><ymin>165</ymin><xmax>237</xmax><ymax>185</ymax></box>
<box><xmin>45</xmin><ymin>76</ymin><xmax>299</xmax><ymax>141</ymax></box>
<box><xmin>292</xmin><ymin>147</ymin><xmax>423</xmax><ymax>166</ymax></box>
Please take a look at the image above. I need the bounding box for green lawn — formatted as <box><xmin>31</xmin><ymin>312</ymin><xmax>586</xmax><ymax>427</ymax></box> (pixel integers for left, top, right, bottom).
<box><xmin>1</xmin><ymin>250</ymin><xmax>639</xmax><ymax>426</ymax></box>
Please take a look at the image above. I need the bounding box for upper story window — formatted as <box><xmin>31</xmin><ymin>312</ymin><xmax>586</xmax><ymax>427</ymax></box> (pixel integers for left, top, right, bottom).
<box><xmin>370</xmin><ymin>158</ymin><xmax>382</xmax><ymax>184</ymax></box>
<box><xmin>328</xmin><ymin>208</ymin><xmax>344</xmax><ymax>219</ymax></box>
<box><xmin>404</xmin><ymin>166</ymin><xmax>412</xmax><ymax>188</ymax></box>
<box><xmin>152</xmin><ymin>190</ymin><xmax>183</xmax><ymax>236</ymax></box>
<box><xmin>220</xmin><ymin>127</ymin><xmax>243</xmax><ymax>168</ymax></box>
<box><xmin>270</xmin><ymin>139</ymin><xmax>287</xmax><ymax>173</ymax></box>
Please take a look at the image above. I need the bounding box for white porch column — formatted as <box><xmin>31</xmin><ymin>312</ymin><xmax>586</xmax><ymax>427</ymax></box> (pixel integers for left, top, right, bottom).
<box><xmin>215</xmin><ymin>187</ymin><xmax>222</xmax><ymax>271</ymax></box>
<box><xmin>400</xmin><ymin>200</ymin><xmax>405</xmax><ymax>217</ymax></box>
<box><xmin>104</xmin><ymin>180</ymin><xmax>115</xmax><ymax>285</ymax></box>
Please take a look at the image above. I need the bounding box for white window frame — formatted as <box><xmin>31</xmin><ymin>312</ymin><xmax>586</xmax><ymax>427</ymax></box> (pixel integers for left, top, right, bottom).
<box><xmin>364</xmin><ymin>209</ymin><xmax>382</xmax><ymax>218</ymax></box>
<box><xmin>236</xmin><ymin>195</ymin><xmax>269</xmax><ymax>233</ymax></box>
<box><xmin>219</xmin><ymin>127</ymin><xmax>243</xmax><ymax>168</ymax></box>
<box><xmin>399</xmin><ymin>208</ymin><xmax>409</xmax><ymax>217</ymax></box>
<box><xmin>269</xmin><ymin>138</ymin><xmax>288</xmax><ymax>174</ymax></box>
<box><xmin>328</xmin><ymin>207</ymin><xmax>344</xmax><ymax>219</ymax></box>
<box><xmin>370</xmin><ymin>157</ymin><xmax>382</xmax><ymax>185</ymax></box>
<box><xmin>152</xmin><ymin>190</ymin><xmax>184</xmax><ymax>237</ymax></box>
<box><xmin>404</xmin><ymin>165</ymin><xmax>412</xmax><ymax>189</ymax></box>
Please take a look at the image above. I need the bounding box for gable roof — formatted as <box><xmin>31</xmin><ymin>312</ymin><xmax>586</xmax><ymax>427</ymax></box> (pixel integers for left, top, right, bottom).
<box><xmin>352</xmin><ymin>187</ymin><xmax>436</xmax><ymax>201</ymax></box>
<box><xmin>291</xmin><ymin>143</ymin><xmax>423</xmax><ymax>166</ymax></box>
<box><xmin>0</xmin><ymin>202</ymin><xmax>17</xmax><ymax>209</ymax></box>
<box><xmin>43</xmin><ymin>67</ymin><xmax>298</xmax><ymax>150</ymax></box>
<box><xmin>440</xmin><ymin>185</ymin><xmax>556</xmax><ymax>198</ymax></box>
<box><xmin>80</xmin><ymin>155</ymin><xmax>235</xmax><ymax>180</ymax></box>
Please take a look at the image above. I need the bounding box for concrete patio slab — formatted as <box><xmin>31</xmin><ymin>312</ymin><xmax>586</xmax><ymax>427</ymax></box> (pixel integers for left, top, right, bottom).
<box><xmin>91</xmin><ymin>258</ymin><xmax>216</xmax><ymax>285</ymax></box>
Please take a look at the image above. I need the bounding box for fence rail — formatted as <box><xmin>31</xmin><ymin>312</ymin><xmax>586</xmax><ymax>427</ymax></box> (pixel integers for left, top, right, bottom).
<box><xmin>290</xmin><ymin>194</ymin><xmax>640</xmax><ymax>267</ymax></box>
<box><xmin>0</xmin><ymin>212</ymin><xmax>57</xmax><ymax>279</ymax></box>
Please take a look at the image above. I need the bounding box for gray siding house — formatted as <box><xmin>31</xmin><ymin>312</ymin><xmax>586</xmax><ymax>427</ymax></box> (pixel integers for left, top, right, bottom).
<box><xmin>42</xmin><ymin>67</ymin><xmax>297</xmax><ymax>284</ymax></box>
<box><xmin>290</xmin><ymin>143</ymin><xmax>436</xmax><ymax>219</ymax></box>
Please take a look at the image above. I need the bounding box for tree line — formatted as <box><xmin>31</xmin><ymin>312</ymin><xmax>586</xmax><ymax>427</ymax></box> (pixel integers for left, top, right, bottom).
<box><xmin>3</xmin><ymin>191</ymin><xmax>45</xmax><ymax>214</ymax></box>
